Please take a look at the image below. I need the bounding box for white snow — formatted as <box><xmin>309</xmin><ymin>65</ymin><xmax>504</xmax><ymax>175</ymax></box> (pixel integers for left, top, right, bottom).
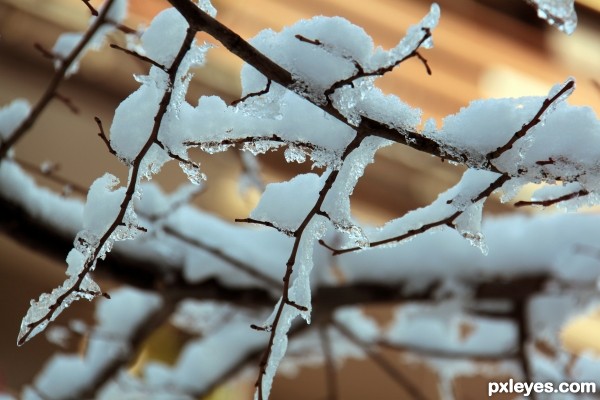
<box><xmin>0</xmin><ymin>99</ymin><xmax>30</xmax><ymax>141</ymax></box>
<box><xmin>110</xmin><ymin>69</ymin><xmax>167</xmax><ymax>164</ymax></box>
<box><xmin>4</xmin><ymin>1</ymin><xmax>599</xmax><ymax>399</ymax></box>
<box><xmin>51</xmin><ymin>0</ymin><xmax>130</xmax><ymax>76</ymax></box>
<box><xmin>141</xmin><ymin>8</ymin><xmax>190</xmax><ymax>67</ymax></box>
<box><xmin>83</xmin><ymin>173</ymin><xmax>126</xmax><ymax>237</ymax></box>
<box><xmin>385</xmin><ymin>302</ymin><xmax>517</xmax><ymax>356</ymax></box>
<box><xmin>250</xmin><ymin>173</ymin><xmax>325</xmax><ymax>233</ymax></box>
<box><xmin>24</xmin><ymin>288</ymin><xmax>161</xmax><ymax>399</ymax></box>
<box><xmin>529</xmin><ymin>0</ymin><xmax>577</xmax><ymax>34</ymax></box>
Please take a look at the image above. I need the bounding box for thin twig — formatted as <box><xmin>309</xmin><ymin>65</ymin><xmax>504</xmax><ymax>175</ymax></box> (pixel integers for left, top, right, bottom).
<box><xmin>231</xmin><ymin>79</ymin><xmax>272</xmax><ymax>106</ymax></box>
<box><xmin>81</xmin><ymin>0</ymin><xmax>99</xmax><ymax>16</ymax></box>
<box><xmin>514</xmin><ymin>299</ymin><xmax>536</xmax><ymax>400</ymax></box>
<box><xmin>33</xmin><ymin>43</ymin><xmax>57</xmax><ymax>60</ymax></box>
<box><xmin>487</xmin><ymin>79</ymin><xmax>574</xmax><ymax>162</ymax></box>
<box><xmin>322</xmin><ymin>28</ymin><xmax>432</xmax><ymax>103</ymax></box>
<box><xmin>0</xmin><ymin>0</ymin><xmax>121</xmax><ymax>161</ymax></box>
<box><xmin>323</xmin><ymin>174</ymin><xmax>509</xmax><ymax>255</ymax></box>
<box><xmin>235</xmin><ymin>217</ymin><xmax>294</xmax><ymax>236</ymax></box>
<box><xmin>162</xmin><ymin>225</ymin><xmax>282</xmax><ymax>289</ymax></box>
<box><xmin>13</xmin><ymin>157</ymin><xmax>88</xmax><ymax>194</ymax></box>
<box><xmin>54</xmin><ymin>93</ymin><xmax>80</xmax><ymax>114</ymax></box>
<box><xmin>514</xmin><ymin>189</ymin><xmax>589</xmax><ymax>208</ymax></box>
<box><xmin>109</xmin><ymin>43</ymin><xmax>167</xmax><ymax>71</ymax></box>
<box><xmin>95</xmin><ymin>117</ymin><xmax>117</xmax><ymax>156</ymax></box>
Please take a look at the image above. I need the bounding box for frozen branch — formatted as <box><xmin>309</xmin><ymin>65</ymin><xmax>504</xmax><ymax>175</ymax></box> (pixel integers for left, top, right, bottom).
<box><xmin>486</xmin><ymin>79</ymin><xmax>575</xmax><ymax>163</ymax></box>
<box><xmin>17</xmin><ymin>26</ymin><xmax>199</xmax><ymax>346</ymax></box>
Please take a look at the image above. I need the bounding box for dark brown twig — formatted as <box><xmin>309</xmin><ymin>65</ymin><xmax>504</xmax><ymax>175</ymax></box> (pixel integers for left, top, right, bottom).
<box><xmin>514</xmin><ymin>299</ymin><xmax>536</xmax><ymax>400</ymax></box>
<box><xmin>94</xmin><ymin>117</ymin><xmax>117</xmax><ymax>156</ymax></box>
<box><xmin>322</xmin><ymin>28</ymin><xmax>432</xmax><ymax>103</ymax></box>
<box><xmin>486</xmin><ymin>79</ymin><xmax>574</xmax><ymax>162</ymax></box>
<box><xmin>0</xmin><ymin>0</ymin><xmax>121</xmax><ymax>161</ymax></box>
<box><xmin>109</xmin><ymin>43</ymin><xmax>167</xmax><ymax>71</ymax></box>
<box><xmin>515</xmin><ymin>189</ymin><xmax>589</xmax><ymax>208</ymax></box>
<box><xmin>162</xmin><ymin>225</ymin><xmax>282</xmax><ymax>289</ymax></box>
<box><xmin>235</xmin><ymin>217</ymin><xmax>294</xmax><ymax>236</ymax></box>
<box><xmin>81</xmin><ymin>0</ymin><xmax>99</xmax><ymax>16</ymax></box>
<box><xmin>295</xmin><ymin>34</ymin><xmax>322</xmax><ymax>46</ymax></box>
<box><xmin>231</xmin><ymin>79</ymin><xmax>272</xmax><ymax>106</ymax></box>
<box><xmin>14</xmin><ymin>157</ymin><xmax>89</xmax><ymax>195</ymax></box>
<box><xmin>54</xmin><ymin>93</ymin><xmax>80</xmax><ymax>114</ymax></box>
<box><xmin>252</xmin><ymin>131</ymin><xmax>368</xmax><ymax>399</ymax></box>
<box><xmin>112</xmin><ymin>23</ymin><xmax>137</xmax><ymax>34</ymax></box>
<box><xmin>323</xmin><ymin>174</ymin><xmax>509</xmax><ymax>255</ymax></box>
<box><xmin>33</xmin><ymin>43</ymin><xmax>57</xmax><ymax>60</ymax></box>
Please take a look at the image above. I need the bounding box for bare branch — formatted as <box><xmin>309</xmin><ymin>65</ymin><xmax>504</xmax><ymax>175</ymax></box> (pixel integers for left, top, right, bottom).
<box><xmin>162</xmin><ymin>225</ymin><xmax>282</xmax><ymax>290</ymax></box>
<box><xmin>514</xmin><ymin>299</ymin><xmax>536</xmax><ymax>399</ymax></box>
<box><xmin>33</xmin><ymin>43</ymin><xmax>57</xmax><ymax>60</ymax></box>
<box><xmin>81</xmin><ymin>0</ymin><xmax>99</xmax><ymax>16</ymax></box>
<box><xmin>109</xmin><ymin>43</ymin><xmax>168</xmax><ymax>71</ymax></box>
<box><xmin>95</xmin><ymin>117</ymin><xmax>117</xmax><ymax>156</ymax></box>
<box><xmin>514</xmin><ymin>189</ymin><xmax>589</xmax><ymax>208</ymax></box>
<box><xmin>253</xmin><ymin>131</ymin><xmax>368</xmax><ymax>399</ymax></box>
<box><xmin>54</xmin><ymin>92</ymin><xmax>80</xmax><ymax>114</ymax></box>
<box><xmin>0</xmin><ymin>0</ymin><xmax>122</xmax><ymax>161</ymax></box>
<box><xmin>231</xmin><ymin>79</ymin><xmax>272</xmax><ymax>106</ymax></box>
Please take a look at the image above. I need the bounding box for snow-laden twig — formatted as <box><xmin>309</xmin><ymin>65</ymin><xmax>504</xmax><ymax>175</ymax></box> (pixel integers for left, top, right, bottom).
<box><xmin>16</xmin><ymin>26</ymin><xmax>198</xmax><ymax>346</ymax></box>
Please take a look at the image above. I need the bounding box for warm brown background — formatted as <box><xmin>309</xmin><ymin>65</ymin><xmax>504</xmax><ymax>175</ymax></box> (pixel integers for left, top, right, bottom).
<box><xmin>1</xmin><ymin>0</ymin><xmax>600</xmax><ymax>398</ymax></box>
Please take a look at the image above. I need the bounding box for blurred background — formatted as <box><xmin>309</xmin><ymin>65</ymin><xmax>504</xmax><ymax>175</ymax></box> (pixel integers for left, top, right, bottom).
<box><xmin>0</xmin><ymin>0</ymin><xmax>599</xmax><ymax>398</ymax></box>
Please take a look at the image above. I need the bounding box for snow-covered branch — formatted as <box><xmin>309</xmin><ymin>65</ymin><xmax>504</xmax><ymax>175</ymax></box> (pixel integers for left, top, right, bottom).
<box><xmin>2</xmin><ymin>0</ymin><xmax>600</xmax><ymax>398</ymax></box>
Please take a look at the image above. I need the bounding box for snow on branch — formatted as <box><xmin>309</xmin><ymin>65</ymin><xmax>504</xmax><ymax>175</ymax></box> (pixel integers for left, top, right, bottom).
<box><xmin>2</xmin><ymin>0</ymin><xmax>600</xmax><ymax>399</ymax></box>
<box><xmin>525</xmin><ymin>0</ymin><xmax>578</xmax><ymax>34</ymax></box>
<box><xmin>16</xmin><ymin>10</ymin><xmax>203</xmax><ymax>346</ymax></box>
